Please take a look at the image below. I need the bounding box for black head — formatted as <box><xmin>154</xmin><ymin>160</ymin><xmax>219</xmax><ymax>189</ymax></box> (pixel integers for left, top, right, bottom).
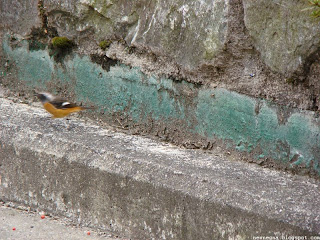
<box><xmin>37</xmin><ymin>92</ymin><xmax>54</xmax><ymax>103</ymax></box>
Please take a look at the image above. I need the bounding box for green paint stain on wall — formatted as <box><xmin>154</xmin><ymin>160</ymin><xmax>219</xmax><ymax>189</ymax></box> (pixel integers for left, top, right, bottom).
<box><xmin>2</xmin><ymin>37</ymin><xmax>54</xmax><ymax>87</ymax></box>
<box><xmin>67</xmin><ymin>55</ymin><xmax>187</xmax><ymax>122</ymax></box>
<box><xmin>195</xmin><ymin>89</ymin><xmax>258</xmax><ymax>148</ymax></box>
<box><xmin>2</xmin><ymin>35</ymin><xmax>320</xmax><ymax>174</ymax></box>
<box><xmin>195</xmin><ymin>89</ymin><xmax>320</xmax><ymax>171</ymax></box>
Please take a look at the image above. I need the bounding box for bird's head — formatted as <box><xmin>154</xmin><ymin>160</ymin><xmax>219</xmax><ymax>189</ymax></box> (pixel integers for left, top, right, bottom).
<box><xmin>37</xmin><ymin>92</ymin><xmax>54</xmax><ymax>103</ymax></box>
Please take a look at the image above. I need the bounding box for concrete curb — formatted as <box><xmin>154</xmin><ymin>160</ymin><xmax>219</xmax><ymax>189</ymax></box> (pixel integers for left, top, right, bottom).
<box><xmin>1</xmin><ymin>97</ymin><xmax>320</xmax><ymax>239</ymax></box>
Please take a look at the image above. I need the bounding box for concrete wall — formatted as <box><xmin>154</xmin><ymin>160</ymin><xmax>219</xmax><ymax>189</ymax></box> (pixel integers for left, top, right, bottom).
<box><xmin>1</xmin><ymin>0</ymin><xmax>320</xmax><ymax>177</ymax></box>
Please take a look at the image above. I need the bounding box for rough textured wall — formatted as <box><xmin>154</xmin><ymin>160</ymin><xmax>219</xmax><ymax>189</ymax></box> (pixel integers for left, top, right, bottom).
<box><xmin>244</xmin><ymin>0</ymin><xmax>320</xmax><ymax>77</ymax></box>
<box><xmin>1</xmin><ymin>0</ymin><xmax>320</xmax><ymax>109</ymax></box>
<box><xmin>36</xmin><ymin>0</ymin><xmax>320</xmax><ymax>110</ymax></box>
<box><xmin>1</xmin><ymin>0</ymin><xmax>320</xmax><ymax>177</ymax></box>
<box><xmin>44</xmin><ymin>0</ymin><xmax>229</xmax><ymax>70</ymax></box>
<box><xmin>0</xmin><ymin>0</ymin><xmax>41</xmax><ymax>35</ymax></box>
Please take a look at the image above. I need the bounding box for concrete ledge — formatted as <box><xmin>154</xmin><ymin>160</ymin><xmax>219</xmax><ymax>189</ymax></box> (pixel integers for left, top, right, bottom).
<box><xmin>1</xmin><ymin>97</ymin><xmax>320</xmax><ymax>239</ymax></box>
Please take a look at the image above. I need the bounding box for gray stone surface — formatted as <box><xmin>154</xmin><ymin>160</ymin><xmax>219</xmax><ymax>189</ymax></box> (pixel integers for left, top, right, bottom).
<box><xmin>0</xmin><ymin>0</ymin><xmax>41</xmax><ymax>36</ymax></box>
<box><xmin>44</xmin><ymin>0</ymin><xmax>229</xmax><ymax>70</ymax></box>
<box><xmin>1</xmin><ymin>96</ymin><xmax>320</xmax><ymax>239</ymax></box>
<box><xmin>243</xmin><ymin>0</ymin><xmax>320</xmax><ymax>76</ymax></box>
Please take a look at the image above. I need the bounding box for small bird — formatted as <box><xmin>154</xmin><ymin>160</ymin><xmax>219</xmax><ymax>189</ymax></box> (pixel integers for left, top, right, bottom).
<box><xmin>37</xmin><ymin>92</ymin><xmax>93</xmax><ymax>118</ymax></box>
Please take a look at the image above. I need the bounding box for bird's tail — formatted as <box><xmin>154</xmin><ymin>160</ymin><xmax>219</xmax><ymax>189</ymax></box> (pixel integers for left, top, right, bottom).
<box><xmin>81</xmin><ymin>106</ymin><xmax>96</xmax><ymax>110</ymax></box>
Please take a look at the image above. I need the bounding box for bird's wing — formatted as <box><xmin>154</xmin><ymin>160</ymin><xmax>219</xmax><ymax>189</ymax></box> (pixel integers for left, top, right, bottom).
<box><xmin>50</xmin><ymin>98</ymin><xmax>79</xmax><ymax>109</ymax></box>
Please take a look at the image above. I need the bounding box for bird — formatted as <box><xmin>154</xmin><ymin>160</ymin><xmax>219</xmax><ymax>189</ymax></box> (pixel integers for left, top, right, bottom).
<box><xmin>36</xmin><ymin>92</ymin><xmax>94</xmax><ymax>118</ymax></box>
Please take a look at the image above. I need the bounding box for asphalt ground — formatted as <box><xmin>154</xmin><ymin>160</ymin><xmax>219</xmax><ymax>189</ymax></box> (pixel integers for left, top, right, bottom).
<box><xmin>0</xmin><ymin>202</ymin><xmax>128</xmax><ymax>240</ymax></box>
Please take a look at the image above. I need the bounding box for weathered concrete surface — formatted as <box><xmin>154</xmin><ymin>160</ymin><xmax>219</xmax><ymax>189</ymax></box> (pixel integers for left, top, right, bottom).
<box><xmin>1</xmin><ymin>97</ymin><xmax>320</xmax><ymax>239</ymax></box>
<box><xmin>0</xmin><ymin>203</ymin><xmax>120</xmax><ymax>240</ymax></box>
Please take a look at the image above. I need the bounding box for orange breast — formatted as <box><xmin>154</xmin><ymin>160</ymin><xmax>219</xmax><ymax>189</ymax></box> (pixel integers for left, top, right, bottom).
<box><xmin>43</xmin><ymin>102</ymin><xmax>83</xmax><ymax>118</ymax></box>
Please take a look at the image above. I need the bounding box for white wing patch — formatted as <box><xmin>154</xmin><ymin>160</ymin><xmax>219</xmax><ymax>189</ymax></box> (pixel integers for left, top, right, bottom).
<box><xmin>62</xmin><ymin>102</ymin><xmax>71</xmax><ymax>106</ymax></box>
